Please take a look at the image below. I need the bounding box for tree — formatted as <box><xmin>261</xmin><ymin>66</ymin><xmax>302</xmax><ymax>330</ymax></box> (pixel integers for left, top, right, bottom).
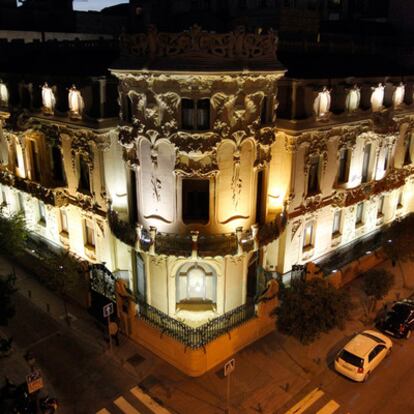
<box><xmin>0</xmin><ymin>273</ymin><xmax>17</xmax><ymax>326</ymax></box>
<box><xmin>0</xmin><ymin>206</ymin><xmax>29</xmax><ymax>274</ymax></box>
<box><xmin>42</xmin><ymin>251</ymin><xmax>84</xmax><ymax>326</ymax></box>
<box><xmin>361</xmin><ymin>268</ymin><xmax>394</xmax><ymax>312</ymax></box>
<box><xmin>383</xmin><ymin>214</ymin><xmax>414</xmax><ymax>288</ymax></box>
<box><xmin>275</xmin><ymin>277</ymin><xmax>352</xmax><ymax>344</ymax></box>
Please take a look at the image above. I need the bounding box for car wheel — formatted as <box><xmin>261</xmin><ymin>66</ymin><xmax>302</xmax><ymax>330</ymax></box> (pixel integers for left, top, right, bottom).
<box><xmin>364</xmin><ymin>371</ymin><xmax>370</xmax><ymax>382</ymax></box>
<box><xmin>405</xmin><ymin>330</ymin><xmax>411</xmax><ymax>339</ymax></box>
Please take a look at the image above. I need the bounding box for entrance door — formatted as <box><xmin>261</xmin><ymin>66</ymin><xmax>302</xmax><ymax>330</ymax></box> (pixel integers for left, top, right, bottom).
<box><xmin>89</xmin><ymin>264</ymin><xmax>116</xmax><ymax>324</ymax></box>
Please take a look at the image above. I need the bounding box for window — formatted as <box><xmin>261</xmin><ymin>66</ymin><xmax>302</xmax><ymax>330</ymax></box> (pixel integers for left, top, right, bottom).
<box><xmin>377</xmin><ymin>195</ymin><xmax>385</xmax><ymax>217</ymax></box>
<box><xmin>345</xmin><ymin>86</ymin><xmax>360</xmax><ymax>113</ymax></box>
<box><xmin>303</xmin><ymin>222</ymin><xmax>314</xmax><ymax>249</ymax></box>
<box><xmin>85</xmin><ymin>220</ymin><xmax>95</xmax><ymax>247</ymax></box>
<box><xmin>176</xmin><ymin>262</ymin><xmax>217</xmax><ymax>304</ymax></box>
<box><xmin>181</xmin><ymin>98</ymin><xmax>210</xmax><ymax>131</ymax></box>
<box><xmin>397</xmin><ymin>191</ymin><xmax>403</xmax><ymax>209</ymax></box>
<box><xmin>307</xmin><ymin>156</ymin><xmax>320</xmax><ymax>194</ymax></box>
<box><xmin>182</xmin><ymin>179</ymin><xmax>209</xmax><ymax>223</ymax></box>
<box><xmin>260</xmin><ymin>96</ymin><xmax>268</xmax><ymax>124</ymax></box>
<box><xmin>332</xmin><ymin>210</ymin><xmax>341</xmax><ymax>235</ymax></box>
<box><xmin>338</xmin><ymin>148</ymin><xmax>350</xmax><ymax>184</ymax></box>
<box><xmin>51</xmin><ymin>146</ymin><xmax>65</xmax><ymax>184</ymax></box>
<box><xmin>355</xmin><ymin>202</ymin><xmax>364</xmax><ymax>226</ymax></box>
<box><xmin>38</xmin><ymin>201</ymin><xmax>46</xmax><ymax>225</ymax></box>
<box><xmin>383</xmin><ymin>148</ymin><xmax>389</xmax><ymax>171</ymax></box>
<box><xmin>404</xmin><ymin>135</ymin><xmax>412</xmax><ymax>165</ymax></box>
<box><xmin>60</xmin><ymin>209</ymin><xmax>68</xmax><ymax>234</ymax></box>
<box><xmin>1</xmin><ymin>188</ymin><xmax>6</xmax><ymax>205</ymax></box>
<box><xmin>78</xmin><ymin>155</ymin><xmax>91</xmax><ymax>194</ymax></box>
<box><xmin>28</xmin><ymin>140</ymin><xmax>40</xmax><ymax>182</ymax></box>
<box><xmin>0</xmin><ymin>82</ymin><xmax>8</xmax><ymax>107</ymax></box>
<box><xmin>361</xmin><ymin>144</ymin><xmax>371</xmax><ymax>183</ymax></box>
<box><xmin>17</xmin><ymin>192</ymin><xmax>24</xmax><ymax>213</ymax></box>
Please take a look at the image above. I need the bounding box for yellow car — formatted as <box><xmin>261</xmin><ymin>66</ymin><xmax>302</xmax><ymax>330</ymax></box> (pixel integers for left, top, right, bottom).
<box><xmin>334</xmin><ymin>330</ymin><xmax>392</xmax><ymax>382</ymax></box>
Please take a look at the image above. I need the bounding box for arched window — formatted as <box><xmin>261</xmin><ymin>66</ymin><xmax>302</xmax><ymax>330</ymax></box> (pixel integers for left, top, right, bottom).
<box><xmin>68</xmin><ymin>85</ymin><xmax>84</xmax><ymax>118</ymax></box>
<box><xmin>345</xmin><ymin>85</ymin><xmax>360</xmax><ymax>113</ymax></box>
<box><xmin>41</xmin><ymin>82</ymin><xmax>56</xmax><ymax>114</ymax></box>
<box><xmin>370</xmin><ymin>83</ymin><xmax>384</xmax><ymax>112</ymax></box>
<box><xmin>313</xmin><ymin>87</ymin><xmax>331</xmax><ymax>119</ymax></box>
<box><xmin>176</xmin><ymin>262</ymin><xmax>217</xmax><ymax>304</ymax></box>
<box><xmin>393</xmin><ymin>83</ymin><xmax>405</xmax><ymax>108</ymax></box>
<box><xmin>0</xmin><ymin>82</ymin><xmax>9</xmax><ymax>107</ymax></box>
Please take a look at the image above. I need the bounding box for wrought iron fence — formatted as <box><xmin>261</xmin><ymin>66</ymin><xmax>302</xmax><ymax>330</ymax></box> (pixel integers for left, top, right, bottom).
<box><xmin>316</xmin><ymin>229</ymin><xmax>385</xmax><ymax>275</ymax></box>
<box><xmin>137</xmin><ymin>299</ymin><xmax>256</xmax><ymax>349</ymax></box>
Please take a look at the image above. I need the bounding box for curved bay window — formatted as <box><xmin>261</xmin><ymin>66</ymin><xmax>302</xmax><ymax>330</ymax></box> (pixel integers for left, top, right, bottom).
<box><xmin>176</xmin><ymin>262</ymin><xmax>217</xmax><ymax>308</ymax></box>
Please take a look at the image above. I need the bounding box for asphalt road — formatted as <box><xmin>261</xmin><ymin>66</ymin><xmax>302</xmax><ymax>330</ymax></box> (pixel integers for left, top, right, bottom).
<box><xmin>278</xmin><ymin>333</ymin><xmax>414</xmax><ymax>414</ymax></box>
<box><xmin>0</xmin><ymin>293</ymin><xmax>150</xmax><ymax>414</ymax></box>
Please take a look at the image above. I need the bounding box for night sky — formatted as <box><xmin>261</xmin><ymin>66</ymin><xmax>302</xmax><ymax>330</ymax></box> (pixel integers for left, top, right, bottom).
<box><xmin>73</xmin><ymin>0</ymin><xmax>128</xmax><ymax>11</ymax></box>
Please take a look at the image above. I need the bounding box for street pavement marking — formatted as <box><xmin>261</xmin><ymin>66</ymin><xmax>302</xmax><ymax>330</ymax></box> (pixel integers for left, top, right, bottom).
<box><xmin>130</xmin><ymin>386</ymin><xmax>172</xmax><ymax>414</ymax></box>
<box><xmin>284</xmin><ymin>388</ymin><xmax>325</xmax><ymax>414</ymax></box>
<box><xmin>96</xmin><ymin>410</ymin><xmax>111</xmax><ymax>414</ymax></box>
<box><xmin>316</xmin><ymin>400</ymin><xmax>340</xmax><ymax>414</ymax></box>
<box><xmin>114</xmin><ymin>396</ymin><xmax>143</xmax><ymax>414</ymax></box>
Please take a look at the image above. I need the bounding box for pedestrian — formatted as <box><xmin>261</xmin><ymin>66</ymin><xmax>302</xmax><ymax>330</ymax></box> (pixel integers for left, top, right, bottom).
<box><xmin>109</xmin><ymin>321</ymin><xmax>119</xmax><ymax>346</ymax></box>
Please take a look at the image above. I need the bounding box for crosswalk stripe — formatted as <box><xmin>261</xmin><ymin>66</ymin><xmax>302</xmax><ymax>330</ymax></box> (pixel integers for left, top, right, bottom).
<box><xmin>114</xmin><ymin>396</ymin><xmax>143</xmax><ymax>414</ymax></box>
<box><xmin>96</xmin><ymin>410</ymin><xmax>112</xmax><ymax>414</ymax></box>
<box><xmin>316</xmin><ymin>400</ymin><xmax>340</xmax><ymax>414</ymax></box>
<box><xmin>284</xmin><ymin>388</ymin><xmax>325</xmax><ymax>414</ymax></box>
<box><xmin>130</xmin><ymin>386</ymin><xmax>171</xmax><ymax>414</ymax></box>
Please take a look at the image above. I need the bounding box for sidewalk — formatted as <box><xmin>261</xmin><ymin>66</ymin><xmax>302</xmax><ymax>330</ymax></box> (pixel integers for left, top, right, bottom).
<box><xmin>1</xmin><ymin>255</ymin><xmax>413</xmax><ymax>414</ymax></box>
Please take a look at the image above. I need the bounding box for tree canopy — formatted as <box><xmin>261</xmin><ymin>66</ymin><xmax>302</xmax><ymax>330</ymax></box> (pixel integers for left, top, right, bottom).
<box><xmin>275</xmin><ymin>276</ymin><xmax>352</xmax><ymax>344</ymax></box>
<box><xmin>361</xmin><ymin>268</ymin><xmax>394</xmax><ymax>301</ymax></box>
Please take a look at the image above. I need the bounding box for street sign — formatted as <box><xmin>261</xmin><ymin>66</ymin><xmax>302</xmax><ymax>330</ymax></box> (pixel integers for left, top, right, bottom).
<box><xmin>224</xmin><ymin>358</ymin><xmax>235</xmax><ymax>377</ymax></box>
<box><xmin>103</xmin><ymin>302</ymin><xmax>114</xmax><ymax>318</ymax></box>
<box><xmin>26</xmin><ymin>370</ymin><xmax>44</xmax><ymax>394</ymax></box>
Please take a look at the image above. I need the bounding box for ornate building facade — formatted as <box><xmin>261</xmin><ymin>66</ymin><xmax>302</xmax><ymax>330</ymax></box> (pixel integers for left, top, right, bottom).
<box><xmin>0</xmin><ymin>26</ymin><xmax>414</xmax><ymax>375</ymax></box>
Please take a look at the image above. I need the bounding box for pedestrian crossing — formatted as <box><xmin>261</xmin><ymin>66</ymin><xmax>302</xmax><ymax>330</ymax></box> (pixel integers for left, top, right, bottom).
<box><xmin>96</xmin><ymin>386</ymin><xmax>172</xmax><ymax>414</ymax></box>
<box><xmin>282</xmin><ymin>387</ymin><xmax>349</xmax><ymax>414</ymax></box>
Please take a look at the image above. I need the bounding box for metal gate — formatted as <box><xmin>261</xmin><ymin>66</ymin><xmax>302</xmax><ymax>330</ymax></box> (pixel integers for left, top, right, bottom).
<box><xmin>89</xmin><ymin>264</ymin><xmax>116</xmax><ymax>323</ymax></box>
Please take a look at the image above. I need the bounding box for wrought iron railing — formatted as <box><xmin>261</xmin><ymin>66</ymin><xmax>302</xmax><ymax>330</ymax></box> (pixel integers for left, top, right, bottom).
<box><xmin>107</xmin><ymin>209</ymin><xmax>137</xmax><ymax>247</ymax></box>
<box><xmin>154</xmin><ymin>232</ymin><xmax>192</xmax><ymax>257</ymax></box>
<box><xmin>198</xmin><ymin>233</ymin><xmax>238</xmax><ymax>257</ymax></box>
<box><xmin>316</xmin><ymin>229</ymin><xmax>386</xmax><ymax>275</ymax></box>
<box><xmin>137</xmin><ymin>299</ymin><xmax>256</xmax><ymax>349</ymax></box>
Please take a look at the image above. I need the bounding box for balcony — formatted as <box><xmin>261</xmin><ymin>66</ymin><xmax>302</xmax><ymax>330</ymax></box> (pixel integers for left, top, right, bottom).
<box><xmin>137</xmin><ymin>298</ymin><xmax>256</xmax><ymax>349</ymax></box>
<box><xmin>108</xmin><ymin>207</ymin><xmax>288</xmax><ymax>257</ymax></box>
<box><xmin>0</xmin><ymin>169</ymin><xmax>67</xmax><ymax>207</ymax></box>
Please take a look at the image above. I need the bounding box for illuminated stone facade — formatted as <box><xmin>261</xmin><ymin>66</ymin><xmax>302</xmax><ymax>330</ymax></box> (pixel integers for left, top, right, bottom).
<box><xmin>1</xmin><ymin>27</ymin><xmax>414</xmax><ymax>374</ymax></box>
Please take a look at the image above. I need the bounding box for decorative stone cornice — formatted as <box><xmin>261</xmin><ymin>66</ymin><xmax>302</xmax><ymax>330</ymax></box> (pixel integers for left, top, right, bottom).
<box><xmin>174</xmin><ymin>155</ymin><xmax>218</xmax><ymax>177</ymax></box>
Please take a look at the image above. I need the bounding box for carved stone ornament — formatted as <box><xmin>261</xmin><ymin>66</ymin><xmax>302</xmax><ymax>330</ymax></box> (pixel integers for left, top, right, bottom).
<box><xmin>119</xmin><ymin>25</ymin><xmax>279</xmax><ymax>66</ymax></box>
<box><xmin>175</xmin><ymin>154</ymin><xmax>218</xmax><ymax>177</ymax></box>
<box><xmin>170</xmin><ymin>132</ymin><xmax>221</xmax><ymax>154</ymax></box>
<box><xmin>291</xmin><ymin>220</ymin><xmax>302</xmax><ymax>241</ymax></box>
<box><xmin>302</xmin><ymin>194</ymin><xmax>323</xmax><ymax>213</ymax></box>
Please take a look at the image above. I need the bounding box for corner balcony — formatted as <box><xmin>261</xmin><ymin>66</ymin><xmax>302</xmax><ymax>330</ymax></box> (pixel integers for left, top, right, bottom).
<box><xmin>108</xmin><ymin>208</ymin><xmax>288</xmax><ymax>258</ymax></box>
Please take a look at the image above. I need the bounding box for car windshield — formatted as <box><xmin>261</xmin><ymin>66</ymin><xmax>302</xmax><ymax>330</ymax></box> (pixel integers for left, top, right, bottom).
<box><xmin>392</xmin><ymin>304</ymin><xmax>411</xmax><ymax>320</ymax></box>
<box><xmin>339</xmin><ymin>350</ymin><xmax>364</xmax><ymax>368</ymax></box>
<box><xmin>361</xmin><ymin>332</ymin><xmax>385</xmax><ymax>344</ymax></box>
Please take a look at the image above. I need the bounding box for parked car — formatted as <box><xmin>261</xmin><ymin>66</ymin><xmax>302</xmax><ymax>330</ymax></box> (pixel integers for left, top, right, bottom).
<box><xmin>334</xmin><ymin>330</ymin><xmax>392</xmax><ymax>382</ymax></box>
<box><xmin>377</xmin><ymin>299</ymin><xmax>414</xmax><ymax>339</ymax></box>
